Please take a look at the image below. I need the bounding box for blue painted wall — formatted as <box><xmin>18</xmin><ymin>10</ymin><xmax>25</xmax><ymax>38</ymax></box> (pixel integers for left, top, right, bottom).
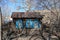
<box><xmin>16</xmin><ymin>19</ymin><xmax>41</xmax><ymax>29</ymax></box>
<box><xmin>16</xmin><ymin>19</ymin><xmax>23</xmax><ymax>29</ymax></box>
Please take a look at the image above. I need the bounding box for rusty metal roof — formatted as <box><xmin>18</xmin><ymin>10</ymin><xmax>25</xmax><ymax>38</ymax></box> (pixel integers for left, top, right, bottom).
<box><xmin>11</xmin><ymin>12</ymin><xmax>43</xmax><ymax>18</ymax></box>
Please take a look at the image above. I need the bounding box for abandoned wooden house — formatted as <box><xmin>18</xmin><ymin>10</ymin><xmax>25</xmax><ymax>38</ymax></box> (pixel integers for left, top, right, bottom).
<box><xmin>11</xmin><ymin>12</ymin><xmax>44</xmax><ymax>29</ymax></box>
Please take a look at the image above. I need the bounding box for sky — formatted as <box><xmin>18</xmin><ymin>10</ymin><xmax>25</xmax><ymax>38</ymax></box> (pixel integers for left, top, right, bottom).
<box><xmin>0</xmin><ymin>0</ymin><xmax>45</xmax><ymax>17</ymax></box>
<box><xmin>0</xmin><ymin>0</ymin><xmax>27</xmax><ymax>17</ymax></box>
<box><xmin>0</xmin><ymin>0</ymin><xmax>60</xmax><ymax>17</ymax></box>
<box><xmin>0</xmin><ymin>0</ymin><xmax>47</xmax><ymax>17</ymax></box>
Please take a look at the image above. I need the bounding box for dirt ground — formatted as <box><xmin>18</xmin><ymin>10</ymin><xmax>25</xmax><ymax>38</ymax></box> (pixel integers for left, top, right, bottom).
<box><xmin>2</xmin><ymin>28</ymin><xmax>59</xmax><ymax>40</ymax></box>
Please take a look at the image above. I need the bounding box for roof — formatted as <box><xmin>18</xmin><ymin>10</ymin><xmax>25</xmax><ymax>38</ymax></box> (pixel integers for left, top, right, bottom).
<box><xmin>11</xmin><ymin>12</ymin><xmax>43</xmax><ymax>19</ymax></box>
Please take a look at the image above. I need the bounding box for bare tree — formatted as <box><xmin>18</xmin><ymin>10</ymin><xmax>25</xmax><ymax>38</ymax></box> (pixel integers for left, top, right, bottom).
<box><xmin>37</xmin><ymin>0</ymin><xmax>60</xmax><ymax>40</ymax></box>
